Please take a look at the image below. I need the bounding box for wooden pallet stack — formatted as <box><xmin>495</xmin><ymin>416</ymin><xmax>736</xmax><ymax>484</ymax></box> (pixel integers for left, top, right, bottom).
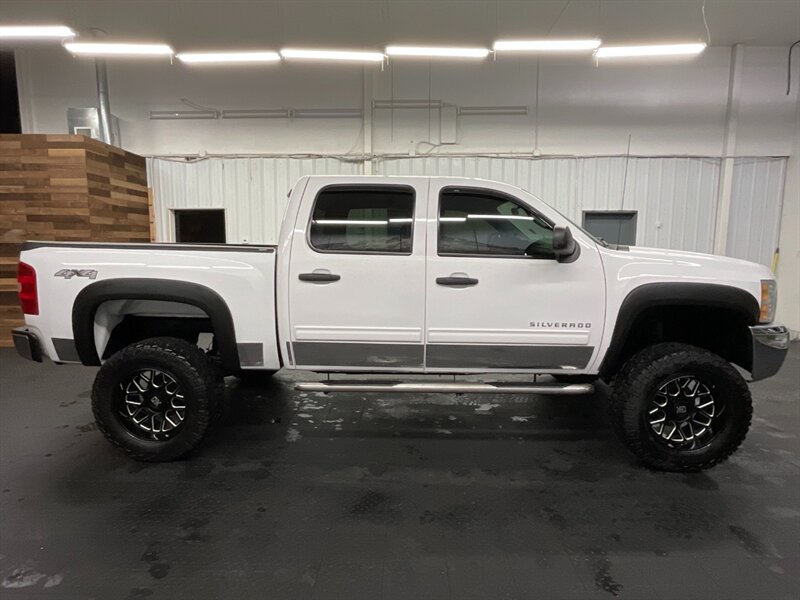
<box><xmin>0</xmin><ymin>134</ymin><xmax>151</xmax><ymax>347</ymax></box>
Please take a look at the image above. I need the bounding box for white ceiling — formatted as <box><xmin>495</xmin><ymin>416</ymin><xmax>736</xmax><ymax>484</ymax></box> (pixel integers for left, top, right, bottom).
<box><xmin>1</xmin><ymin>0</ymin><xmax>799</xmax><ymax>48</ymax></box>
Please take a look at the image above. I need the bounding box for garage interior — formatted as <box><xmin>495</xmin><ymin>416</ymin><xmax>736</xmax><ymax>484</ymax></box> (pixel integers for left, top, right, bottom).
<box><xmin>0</xmin><ymin>1</ymin><xmax>799</xmax><ymax>598</ymax></box>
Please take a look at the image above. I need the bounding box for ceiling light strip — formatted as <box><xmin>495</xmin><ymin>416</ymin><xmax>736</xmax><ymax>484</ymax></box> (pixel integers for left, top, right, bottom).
<box><xmin>595</xmin><ymin>43</ymin><xmax>707</xmax><ymax>58</ymax></box>
<box><xmin>280</xmin><ymin>48</ymin><xmax>384</xmax><ymax>62</ymax></box>
<box><xmin>64</xmin><ymin>42</ymin><xmax>174</xmax><ymax>56</ymax></box>
<box><xmin>177</xmin><ymin>51</ymin><xmax>280</xmax><ymax>64</ymax></box>
<box><xmin>493</xmin><ymin>39</ymin><xmax>601</xmax><ymax>52</ymax></box>
<box><xmin>386</xmin><ymin>46</ymin><xmax>489</xmax><ymax>58</ymax></box>
<box><xmin>0</xmin><ymin>25</ymin><xmax>75</xmax><ymax>38</ymax></box>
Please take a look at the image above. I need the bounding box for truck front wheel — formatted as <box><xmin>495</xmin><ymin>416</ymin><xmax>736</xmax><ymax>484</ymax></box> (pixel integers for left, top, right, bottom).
<box><xmin>92</xmin><ymin>337</ymin><xmax>223</xmax><ymax>462</ymax></box>
<box><xmin>610</xmin><ymin>343</ymin><xmax>752</xmax><ymax>472</ymax></box>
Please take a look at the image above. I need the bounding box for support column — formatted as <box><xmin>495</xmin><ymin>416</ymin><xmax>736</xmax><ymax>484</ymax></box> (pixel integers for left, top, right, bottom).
<box><xmin>362</xmin><ymin>67</ymin><xmax>374</xmax><ymax>175</ymax></box>
<box><xmin>95</xmin><ymin>58</ymin><xmax>114</xmax><ymax>146</ymax></box>
<box><xmin>713</xmin><ymin>44</ymin><xmax>745</xmax><ymax>256</ymax></box>
<box><xmin>775</xmin><ymin>81</ymin><xmax>800</xmax><ymax>337</ymax></box>
<box><xmin>14</xmin><ymin>50</ymin><xmax>35</xmax><ymax>133</ymax></box>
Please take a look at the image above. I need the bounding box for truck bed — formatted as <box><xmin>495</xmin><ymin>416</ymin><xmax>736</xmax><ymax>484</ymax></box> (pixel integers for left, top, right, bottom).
<box><xmin>17</xmin><ymin>241</ymin><xmax>281</xmax><ymax>370</ymax></box>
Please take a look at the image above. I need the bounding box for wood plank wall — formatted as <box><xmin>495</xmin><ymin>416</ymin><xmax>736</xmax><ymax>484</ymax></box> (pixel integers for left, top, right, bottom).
<box><xmin>0</xmin><ymin>134</ymin><xmax>150</xmax><ymax>347</ymax></box>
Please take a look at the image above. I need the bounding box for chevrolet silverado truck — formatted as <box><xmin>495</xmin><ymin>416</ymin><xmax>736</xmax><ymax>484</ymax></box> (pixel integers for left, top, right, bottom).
<box><xmin>12</xmin><ymin>175</ymin><xmax>790</xmax><ymax>471</ymax></box>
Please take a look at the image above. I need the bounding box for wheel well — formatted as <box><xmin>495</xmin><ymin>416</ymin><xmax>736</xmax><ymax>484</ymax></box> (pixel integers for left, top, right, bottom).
<box><xmin>600</xmin><ymin>305</ymin><xmax>752</xmax><ymax>377</ymax></box>
<box><xmin>73</xmin><ymin>278</ymin><xmax>241</xmax><ymax>371</ymax></box>
<box><xmin>102</xmin><ymin>315</ymin><xmax>215</xmax><ymax>359</ymax></box>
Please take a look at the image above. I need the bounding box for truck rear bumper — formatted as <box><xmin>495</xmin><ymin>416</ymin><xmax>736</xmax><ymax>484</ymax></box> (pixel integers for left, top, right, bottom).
<box><xmin>12</xmin><ymin>327</ymin><xmax>43</xmax><ymax>363</ymax></box>
<box><xmin>750</xmin><ymin>324</ymin><xmax>790</xmax><ymax>381</ymax></box>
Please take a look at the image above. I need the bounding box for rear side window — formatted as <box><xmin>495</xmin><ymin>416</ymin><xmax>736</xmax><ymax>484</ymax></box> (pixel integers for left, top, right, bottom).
<box><xmin>309</xmin><ymin>186</ymin><xmax>414</xmax><ymax>254</ymax></box>
<box><xmin>438</xmin><ymin>188</ymin><xmax>555</xmax><ymax>259</ymax></box>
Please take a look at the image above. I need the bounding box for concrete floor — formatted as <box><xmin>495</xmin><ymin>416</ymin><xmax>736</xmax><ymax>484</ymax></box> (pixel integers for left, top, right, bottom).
<box><xmin>0</xmin><ymin>346</ymin><xmax>797</xmax><ymax>600</ymax></box>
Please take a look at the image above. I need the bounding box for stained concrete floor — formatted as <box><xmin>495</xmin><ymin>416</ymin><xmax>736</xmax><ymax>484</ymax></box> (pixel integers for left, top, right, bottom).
<box><xmin>0</xmin><ymin>346</ymin><xmax>798</xmax><ymax>600</ymax></box>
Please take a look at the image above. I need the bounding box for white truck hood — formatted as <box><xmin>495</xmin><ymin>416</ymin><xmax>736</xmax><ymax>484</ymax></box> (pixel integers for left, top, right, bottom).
<box><xmin>615</xmin><ymin>245</ymin><xmax>774</xmax><ymax>282</ymax></box>
<box><xmin>598</xmin><ymin>243</ymin><xmax>773</xmax><ymax>312</ymax></box>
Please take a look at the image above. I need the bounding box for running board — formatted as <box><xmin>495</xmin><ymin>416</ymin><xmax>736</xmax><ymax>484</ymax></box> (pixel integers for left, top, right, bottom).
<box><xmin>295</xmin><ymin>382</ymin><xmax>594</xmax><ymax>395</ymax></box>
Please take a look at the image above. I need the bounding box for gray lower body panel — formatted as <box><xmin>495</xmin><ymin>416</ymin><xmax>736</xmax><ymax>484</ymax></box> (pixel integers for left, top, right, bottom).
<box><xmin>291</xmin><ymin>342</ymin><xmax>593</xmax><ymax>370</ymax></box>
<box><xmin>52</xmin><ymin>338</ymin><xmax>80</xmax><ymax>363</ymax></box>
<box><xmin>426</xmin><ymin>344</ymin><xmax>594</xmax><ymax>370</ymax></box>
<box><xmin>237</xmin><ymin>342</ymin><xmax>264</xmax><ymax>367</ymax></box>
<box><xmin>292</xmin><ymin>342</ymin><xmax>425</xmax><ymax>368</ymax></box>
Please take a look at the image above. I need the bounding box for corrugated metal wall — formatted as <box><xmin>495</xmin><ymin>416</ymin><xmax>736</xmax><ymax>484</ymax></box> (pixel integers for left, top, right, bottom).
<box><xmin>147</xmin><ymin>155</ymin><xmax>786</xmax><ymax>265</ymax></box>
<box><xmin>727</xmin><ymin>157</ymin><xmax>786</xmax><ymax>266</ymax></box>
<box><xmin>378</xmin><ymin>156</ymin><xmax>723</xmax><ymax>253</ymax></box>
<box><xmin>147</xmin><ymin>157</ymin><xmax>361</xmax><ymax>244</ymax></box>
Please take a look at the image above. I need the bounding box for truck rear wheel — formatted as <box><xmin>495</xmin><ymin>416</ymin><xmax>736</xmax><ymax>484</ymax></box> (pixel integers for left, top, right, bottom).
<box><xmin>610</xmin><ymin>343</ymin><xmax>752</xmax><ymax>472</ymax></box>
<box><xmin>92</xmin><ymin>337</ymin><xmax>223</xmax><ymax>462</ymax></box>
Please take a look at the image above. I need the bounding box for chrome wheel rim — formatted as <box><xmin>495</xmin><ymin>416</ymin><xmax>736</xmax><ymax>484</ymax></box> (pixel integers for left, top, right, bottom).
<box><xmin>649</xmin><ymin>375</ymin><xmax>721</xmax><ymax>450</ymax></box>
<box><xmin>118</xmin><ymin>369</ymin><xmax>186</xmax><ymax>440</ymax></box>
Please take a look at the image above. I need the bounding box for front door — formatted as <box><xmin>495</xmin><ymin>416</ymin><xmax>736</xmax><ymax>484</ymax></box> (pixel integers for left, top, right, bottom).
<box><xmin>424</xmin><ymin>179</ymin><xmax>606</xmax><ymax>373</ymax></box>
<box><xmin>288</xmin><ymin>178</ymin><xmax>428</xmax><ymax>371</ymax></box>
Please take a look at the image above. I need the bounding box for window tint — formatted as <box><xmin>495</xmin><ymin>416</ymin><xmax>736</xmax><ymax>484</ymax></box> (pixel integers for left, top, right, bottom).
<box><xmin>310</xmin><ymin>186</ymin><xmax>414</xmax><ymax>253</ymax></box>
<box><xmin>438</xmin><ymin>189</ymin><xmax>555</xmax><ymax>258</ymax></box>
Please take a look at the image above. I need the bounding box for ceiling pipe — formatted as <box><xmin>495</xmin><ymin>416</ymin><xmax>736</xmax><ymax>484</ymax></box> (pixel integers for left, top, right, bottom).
<box><xmin>90</xmin><ymin>28</ymin><xmax>114</xmax><ymax>146</ymax></box>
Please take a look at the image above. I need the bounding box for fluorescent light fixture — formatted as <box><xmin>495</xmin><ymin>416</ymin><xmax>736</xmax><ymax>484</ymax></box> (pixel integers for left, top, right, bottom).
<box><xmin>177</xmin><ymin>51</ymin><xmax>280</xmax><ymax>64</ymax></box>
<box><xmin>386</xmin><ymin>46</ymin><xmax>489</xmax><ymax>58</ymax></box>
<box><xmin>493</xmin><ymin>39</ymin><xmax>601</xmax><ymax>52</ymax></box>
<box><xmin>64</xmin><ymin>42</ymin><xmax>174</xmax><ymax>56</ymax></box>
<box><xmin>150</xmin><ymin>110</ymin><xmax>217</xmax><ymax>120</ymax></box>
<box><xmin>459</xmin><ymin>105</ymin><xmax>528</xmax><ymax>116</ymax></box>
<box><xmin>0</xmin><ymin>25</ymin><xmax>75</xmax><ymax>39</ymax></box>
<box><xmin>292</xmin><ymin>108</ymin><xmax>362</xmax><ymax>118</ymax></box>
<box><xmin>222</xmin><ymin>109</ymin><xmax>289</xmax><ymax>119</ymax></box>
<box><xmin>280</xmin><ymin>48</ymin><xmax>384</xmax><ymax>62</ymax></box>
<box><xmin>595</xmin><ymin>43</ymin><xmax>706</xmax><ymax>58</ymax></box>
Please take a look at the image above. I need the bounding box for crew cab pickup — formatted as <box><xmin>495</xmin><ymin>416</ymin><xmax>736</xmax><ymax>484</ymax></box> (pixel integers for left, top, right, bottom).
<box><xmin>12</xmin><ymin>175</ymin><xmax>790</xmax><ymax>471</ymax></box>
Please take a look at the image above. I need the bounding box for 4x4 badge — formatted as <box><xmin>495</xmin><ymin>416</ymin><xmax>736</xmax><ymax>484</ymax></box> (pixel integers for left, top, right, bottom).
<box><xmin>54</xmin><ymin>269</ymin><xmax>97</xmax><ymax>280</ymax></box>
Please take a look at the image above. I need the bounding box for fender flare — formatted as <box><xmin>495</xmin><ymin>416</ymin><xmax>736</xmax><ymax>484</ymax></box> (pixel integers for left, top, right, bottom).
<box><xmin>598</xmin><ymin>282</ymin><xmax>760</xmax><ymax>376</ymax></box>
<box><xmin>72</xmin><ymin>278</ymin><xmax>240</xmax><ymax>370</ymax></box>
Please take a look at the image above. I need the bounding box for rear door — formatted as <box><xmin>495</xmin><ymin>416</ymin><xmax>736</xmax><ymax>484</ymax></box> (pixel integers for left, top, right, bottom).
<box><xmin>424</xmin><ymin>179</ymin><xmax>606</xmax><ymax>373</ymax></box>
<box><xmin>287</xmin><ymin>178</ymin><xmax>428</xmax><ymax>371</ymax></box>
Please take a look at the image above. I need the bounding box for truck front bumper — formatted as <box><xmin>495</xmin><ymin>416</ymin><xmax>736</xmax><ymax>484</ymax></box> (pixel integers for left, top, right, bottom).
<box><xmin>750</xmin><ymin>324</ymin><xmax>790</xmax><ymax>381</ymax></box>
<box><xmin>11</xmin><ymin>327</ymin><xmax>43</xmax><ymax>363</ymax></box>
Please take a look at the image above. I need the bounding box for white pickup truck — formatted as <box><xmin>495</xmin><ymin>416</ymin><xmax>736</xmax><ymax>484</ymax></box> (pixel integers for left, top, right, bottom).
<box><xmin>12</xmin><ymin>175</ymin><xmax>789</xmax><ymax>471</ymax></box>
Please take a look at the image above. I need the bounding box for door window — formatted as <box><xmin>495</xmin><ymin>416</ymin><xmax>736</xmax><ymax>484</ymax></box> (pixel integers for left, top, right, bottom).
<box><xmin>309</xmin><ymin>186</ymin><xmax>414</xmax><ymax>254</ymax></box>
<box><xmin>438</xmin><ymin>188</ymin><xmax>555</xmax><ymax>258</ymax></box>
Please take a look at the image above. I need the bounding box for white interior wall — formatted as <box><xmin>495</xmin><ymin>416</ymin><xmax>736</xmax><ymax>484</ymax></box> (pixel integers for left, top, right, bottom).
<box><xmin>13</xmin><ymin>46</ymin><xmax>798</xmax><ymax>158</ymax></box>
<box><xmin>148</xmin><ymin>155</ymin><xmax>785</xmax><ymax>264</ymax></box>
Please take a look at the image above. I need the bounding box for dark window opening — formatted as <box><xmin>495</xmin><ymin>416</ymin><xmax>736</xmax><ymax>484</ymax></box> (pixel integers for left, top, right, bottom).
<box><xmin>0</xmin><ymin>50</ymin><xmax>22</xmax><ymax>134</ymax></box>
<box><xmin>582</xmin><ymin>211</ymin><xmax>638</xmax><ymax>246</ymax></box>
<box><xmin>174</xmin><ymin>209</ymin><xmax>226</xmax><ymax>243</ymax></box>
<box><xmin>438</xmin><ymin>188</ymin><xmax>555</xmax><ymax>258</ymax></box>
<box><xmin>309</xmin><ymin>185</ymin><xmax>414</xmax><ymax>254</ymax></box>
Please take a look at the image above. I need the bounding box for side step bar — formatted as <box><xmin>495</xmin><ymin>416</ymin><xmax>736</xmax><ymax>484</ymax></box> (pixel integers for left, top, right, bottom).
<box><xmin>295</xmin><ymin>382</ymin><xmax>594</xmax><ymax>395</ymax></box>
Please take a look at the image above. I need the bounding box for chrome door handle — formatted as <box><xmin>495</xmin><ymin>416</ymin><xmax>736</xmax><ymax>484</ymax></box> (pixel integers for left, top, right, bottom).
<box><xmin>299</xmin><ymin>272</ymin><xmax>341</xmax><ymax>283</ymax></box>
<box><xmin>436</xmin><ymin>276</ymin><xmax>478</xmax><ymax>287</ymax></box>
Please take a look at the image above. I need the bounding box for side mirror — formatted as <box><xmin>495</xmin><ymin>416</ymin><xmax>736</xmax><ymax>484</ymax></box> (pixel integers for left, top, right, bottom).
<box><xmin>552</xmin><ymin>226</ymin><xmax>579</xmax><ymax>263</ymax></box>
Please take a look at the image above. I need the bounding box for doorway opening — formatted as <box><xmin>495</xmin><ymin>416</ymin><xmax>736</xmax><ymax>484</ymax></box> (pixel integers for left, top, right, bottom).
<box><xmin>582</xmin><ymin>211</ymin><xmax>638</xmax><ymax>246</ymax></box>
<box><xmin>174</xmin><ymin>209</ymin><xmax>226</xmax><ymax>243</ymax></box>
